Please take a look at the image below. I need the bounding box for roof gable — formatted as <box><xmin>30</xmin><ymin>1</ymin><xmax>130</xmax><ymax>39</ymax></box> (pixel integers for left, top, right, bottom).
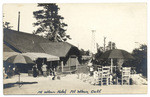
<box><xmin>40</xmin><ymin>42</ymin><xmax>73</xmax><ymax>57</ymax></box>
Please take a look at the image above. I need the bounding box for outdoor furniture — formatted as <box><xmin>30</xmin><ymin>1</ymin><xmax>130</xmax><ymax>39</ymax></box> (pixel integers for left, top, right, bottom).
<box><xmin>100</xmin><ymin>49</ymin><xmax>134</xmax><ymax>75</ymax></box>
<box><xmin>98</xmin><ymin>67</ymin><xmax>103</xmax><ymax>85</ymax></box>
<box><xmin>93</xmin><ymin>70</ymin><xmax>99</xmax><ymax>85</ymax></box>
<box><xmin>116</xmin><ymin>67</ymin><xmax>131</xmax><ymax>85</ymax></box>
<box><xmin>122</xmin><ymin>67</ymin><xmax>131</xmax><ymax>85</ymax></box>
<box><xmin>98</xmin><ymin>66</ymin><xmax>111</xmax><ymax>85</ymax></box>
<box><xmin>102</xmin><ymin>66</ymin><xmax>111</xmax><ymax>85</ymax></box>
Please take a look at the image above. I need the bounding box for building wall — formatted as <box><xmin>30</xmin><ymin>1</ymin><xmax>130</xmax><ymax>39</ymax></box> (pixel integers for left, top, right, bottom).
<box><xmin>62</xmin><ymin>55</ymin><xmax>79</xmax><ymax>71</ymax></box>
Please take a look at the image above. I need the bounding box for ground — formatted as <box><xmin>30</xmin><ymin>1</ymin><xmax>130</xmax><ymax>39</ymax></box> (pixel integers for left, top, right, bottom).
<box><xmin>3</xmin><ymin>74</ymin><xmax>147</xmax><ymax>95</ymax></box>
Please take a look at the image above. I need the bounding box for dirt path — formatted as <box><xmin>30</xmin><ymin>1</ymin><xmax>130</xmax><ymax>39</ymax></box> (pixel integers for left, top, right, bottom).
<box><xmin>3</xmin><ymin>74</ymin><xmax>147</xmax><ymax>95</ymax></box>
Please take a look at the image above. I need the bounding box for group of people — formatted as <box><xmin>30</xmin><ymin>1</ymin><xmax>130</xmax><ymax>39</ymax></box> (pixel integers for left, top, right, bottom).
<box><xmin>32</xmin><ymin>63</ymin><xmax>56</xmax><ymax>80</ymax></box>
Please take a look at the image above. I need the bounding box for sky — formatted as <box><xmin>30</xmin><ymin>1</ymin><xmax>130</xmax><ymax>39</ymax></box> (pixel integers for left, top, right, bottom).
<box><xmin>3</xmin><ymin>3</ymin><xmax>147</xmax><ymax>53</ymax></box>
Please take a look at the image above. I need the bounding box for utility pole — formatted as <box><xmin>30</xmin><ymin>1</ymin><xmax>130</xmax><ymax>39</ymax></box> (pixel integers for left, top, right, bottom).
<box><xmin>91</xmin><ymin>30</ymin><xmax>96</xmax><ymax>54</ymax></box>
<box><xmin>17</xmin><ymin>11</ymin><xmax>20</xmax><ymax>32</ymax></box>
<box><xmin>110</xmin><ymin>41</ymin><xmax>113</xmax><ymax>74</ymax></box>
<box><xmin>96</xmin><ymin>43</ymin><xmax>99</xmax><ymax>52</ymax></box>
<box><xmin>103</xmin><ymin>37</ymin><xmax>106</xmax><ymax>52</ymax></box>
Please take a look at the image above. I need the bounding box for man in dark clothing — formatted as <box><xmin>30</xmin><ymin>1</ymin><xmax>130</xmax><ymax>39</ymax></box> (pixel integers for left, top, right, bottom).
<box><xmin>33</xmin><ymin>64</ymin><xmax>38</xmax><ymax>77</ymax></box>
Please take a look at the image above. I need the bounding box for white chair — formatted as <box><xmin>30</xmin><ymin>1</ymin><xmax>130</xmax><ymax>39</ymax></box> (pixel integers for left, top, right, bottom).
<box><xmin>121</xmin><ymin>67</ymin><xmax>131</xmax><ymax>85</ymax></box>
<box><xmin>93</xmin><ymin>71</ymin><xmax>99</xmax><ymax>85</ymax></box>
<box><xmin>98</xmin><ymin>66</ymin><xmax>111</xmax><ymax>85</ymax></box>
<box><xmin>98</xmin><ymin>67</ymin><xmax>103</xmax><ymax>85</ymax></box>
<box><xmin>102</xmin><ymin>66</ymin><xmax>111</xmax><ymax>85</ymax></box>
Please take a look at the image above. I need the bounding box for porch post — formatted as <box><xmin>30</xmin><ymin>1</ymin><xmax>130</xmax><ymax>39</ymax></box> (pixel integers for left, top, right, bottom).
<box><xmin>111</xmin><ymin>58</ymin><xmax>113</xmax><ymax>74</ymax></box>
<box><xmin>76</xmin><ymin>57</ymin><xmax>78</xmax><ymax>70</ymax></box>
<box><xmin>57</xmin><ymin>61</ymin><xmax>59</xmax><ymax>71</ymax></box>
<box><xmin>61</xmin><ymin>61</ymin><xmax>64</xmax><ymax>72</ymax></box>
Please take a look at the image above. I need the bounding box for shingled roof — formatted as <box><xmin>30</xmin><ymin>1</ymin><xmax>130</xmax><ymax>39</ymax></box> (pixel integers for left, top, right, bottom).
<box><xmin>40</xmin><ymin>42</ymin><xmax>77</xmax><ymax>57</ymax></box>
<box><xmin>3</xmin><ymin>28</ymin><xmax>79</xmax><ymax>57</ymax></box>
<box><xmin>3</xmin><ymin>28</ymin><xmax>50</xmax><ymax>53</ymax></box>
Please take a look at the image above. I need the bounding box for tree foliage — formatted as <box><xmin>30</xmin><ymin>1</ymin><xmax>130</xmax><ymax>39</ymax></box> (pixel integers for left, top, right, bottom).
<box><xmin>124</xmin><ymin>44</ymin><xmax>147</xmax><ymax>77</ymax></box>
<box><xmin>33</xmin><ymin>3</ymin><xmax>70</xmax><ymax>42</ymax></box>
<box><xmin>94</xmin><ymin>48</ymin><xmax>107</xmax><ymax>65</ymax></box>
<box><xmin>132</xmin><ymin>44</ymin><xmax>147</xmax><ymax>77</ymax></box>
<box><xmin>79</xmin><ymin>49</ymin><xmax>91</xmax><ymax>65</ymax></box>
<box><xmin>80</xmin><ymin>49</ymin><xmax>90</xmax><ymax>56</ymax></box>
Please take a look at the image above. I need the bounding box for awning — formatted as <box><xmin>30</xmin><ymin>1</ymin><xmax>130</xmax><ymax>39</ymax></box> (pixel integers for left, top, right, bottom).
<box><xmin>3</xmin><ymin>52</ymin><xmax>20</xmax><ymax>61</ymax></box>
<box><xmin>22</xmin><ymin>52</ymin><xmax>59</xmax><ymax>61</ymax></box>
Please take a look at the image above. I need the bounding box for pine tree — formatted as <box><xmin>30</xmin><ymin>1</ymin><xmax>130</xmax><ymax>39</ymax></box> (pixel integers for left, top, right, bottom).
<box><xmin>33</xmin><ymin>3</ymin><xmax>71</xmax><ymax>42</ymax></box>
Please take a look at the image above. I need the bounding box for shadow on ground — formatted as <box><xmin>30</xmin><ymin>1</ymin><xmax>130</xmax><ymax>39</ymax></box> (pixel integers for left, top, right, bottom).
<box><xmin>4</xmin><ymin>82</ymin><xmax>38</xmax><ymax>89</ymax></box>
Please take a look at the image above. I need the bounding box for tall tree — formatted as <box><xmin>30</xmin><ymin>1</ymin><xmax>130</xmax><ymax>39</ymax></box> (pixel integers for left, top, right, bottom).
<box><xmin>132</xmin><ymin>44</ymin><xmax>147</xmax><ymax>77</ymax></box>
<box><xmin>33</xmin><ymin>3</ymin><xmax>71</xmax><ymax>42</ymax></box>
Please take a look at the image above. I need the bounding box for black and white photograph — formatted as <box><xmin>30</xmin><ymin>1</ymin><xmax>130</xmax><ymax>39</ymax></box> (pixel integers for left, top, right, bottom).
<box><xmin>2</xmin><ymin>3</ymin><xmax>148</xmax><ymax>94</ymax></box>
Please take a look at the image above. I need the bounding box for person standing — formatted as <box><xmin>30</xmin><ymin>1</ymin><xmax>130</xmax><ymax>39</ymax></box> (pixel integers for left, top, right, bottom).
<box><xmin>89</xmin><ymin>66</ymin><xmax>94</xmax><ymax>76</ymax></box>
<box><xmin>49</xmin><ymin>66</ymin><xmax>56</xmax><ymax>80</ymax></box>
<box><xmin>52</xmin><ymin>68</ymin><xmax>56</xmax><ymax>80</ymax></box>
<box><xmin>88</xmin><ymin>59</ymin><xmax>93</xmax><ymax>76</ymax></box>
<box><xmin>41</xmin><ymin>63</ymin><xmax>47</xmax><ymax>77</ymax></box>
<box><xmin>32</xmin><ymin>64</ymin><xmax>38</xmax><ymax>77</ymax></box>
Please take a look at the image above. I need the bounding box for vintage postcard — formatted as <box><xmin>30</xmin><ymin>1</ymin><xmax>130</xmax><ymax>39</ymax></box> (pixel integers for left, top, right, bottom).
<box><xmin>3</xmin><ymin>3</ymin><xmax>147</xmax><ymax>94</ymax></box>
